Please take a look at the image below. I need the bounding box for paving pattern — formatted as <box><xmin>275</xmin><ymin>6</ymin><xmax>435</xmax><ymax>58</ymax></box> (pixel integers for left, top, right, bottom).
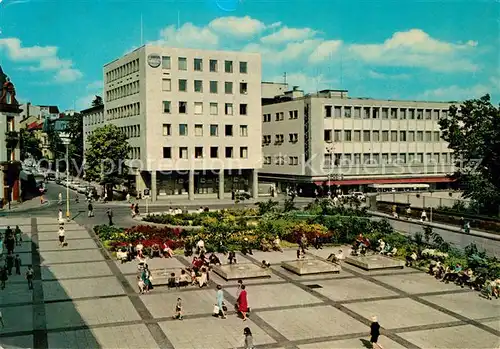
<box><xmin>0</xmin><ymin>217</ymin><xmax>499</xmax><ymax>349</ymax></box>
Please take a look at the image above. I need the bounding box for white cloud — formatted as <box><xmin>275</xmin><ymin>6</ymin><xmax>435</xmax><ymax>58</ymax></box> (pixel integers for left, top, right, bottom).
<box><xmin>86</xmin><ymin>80</ymin><xmax>103</xmax><ymax>90</ymax></box>
<box><xmin>152</xmin><ymin>23</ymin><xmax>219</xmax><ymax>49</ymax></box>
<box><xmin>243</xmin><ymin>39</ymin><xmax>320</xmax><ymax>64</ymax></box>
<box><xmin>309</xmin><ymin>40</ymin><xmax>342</xmax><ymax>63</ymax></box>
<box><xmin>260</xmin><ymin>26</ymin><xmax>317</xmax><ymax>44</ymax></box>
<box><xmin>76</xmin><ymin>94</ymin><xmax>97</xmax><ymax>110</ymax></box>
<box><xmin>368</xmin><ymin>70</ymin><xmax>410</xmax><ymax>80</ymax></box>
<box><xmin>209</xmin><ymin>16</ymin><xmax>266</xmax><ymax>37</ymax></box>
<box><xmin>349</xmin><ymin>29</ymin><xmax>478</xmax><ymax>72</ymax></box>
<box><xmin>418</xmin><ymin>78</ymin><xmax>497</xmax><ymax>101</ymax></box>
<box><xmin>0</xmin><ymin>37</ymin><xmax>82</xmax><ymax>83</ymax></box>
<box><xmin>269</xmin><ymin>72</ymin><xmax>338</xmax><ymax>93</ymax></box>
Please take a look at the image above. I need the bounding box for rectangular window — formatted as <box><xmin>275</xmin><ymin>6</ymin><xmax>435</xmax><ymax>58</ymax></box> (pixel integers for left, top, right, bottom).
<box><xmin>442</xmin><ymin>153</ymin><xmax>448</xmax><ymax>163</ymax></box>
<box><xmin>354</xmin><ymin>130</ymin><xmax>361</xmax><ymax>142</ymax></box>
<box><xmin>382</xmin><ymin>108</ymin><xmax>389</xmax><ymax>119</ymax></box>
<box><xmin>433</xmin><ymin>110</ymin><xmax>440</xmax><ymax>119</ymax></box>
<box><xmin>239</xmin><ymin>104</ymin><xmax>248</xmax><ymax>115</ymax></box>
<box><xmin>325</xmin><ymin>106</ymin><xmax>332</xmax><ymax>117</ymax></box>
<box><xmin>178</xmin><ymin>79</ymin><xmax>187</xmax><ymax>92</ymax></box>
<box><xmin>162</xmin><ymin>56</ymin><xmax>171</xmax><ymax>69</ymax></box>
<box><xmin>373</xmin><ymin>108</ymin><xmax>380</xmax><ymax>119</ymax></box>
<box><xmin>324</xmin><ymin>129</ymin><xmax>332</xmax><ymax>142</ymax></box>
<box><xmin>382</xmin><ymin>153</ymin><xmax>389</xmax><ymax>164</ymax></box>
<box><xmin>162</xmin><ymin>123</ymin><xmax>171</xmax><ymax>136</ymax></box>
<box><xmin>210</xmin><ymin>102</ymin><xmax>218</xmax><ymax>115</ymax></box>
<box><xmin>178</xmin><ymin>57</ymin><xmax>187</xmax><ymax>70</ymax></box>
<box><xmin>179</xmin><ymin>101</ymin><xmax>187</xmax><ymax>114</ymax></box>
<box><xmin>225</xmin><ymin>103</ymin><xmax>233</xmax><ymax>115</ymax></box>
<box><xmin>239</xmin><ymin>61</ymin><xmax>247</xmax><ymax>73</ymax></box>
<box><xmin>179</xmin><ymin>124</ymin><xmax>188</xmax><ymax>136</ymax></box>
<box><xmin>210</xmin><ymin>124</ymin><xmax>218</xmax><ymax>136</ymax></box>
<box><xmin>382</xmin><ymin>131</ymin><xmax>389</xmax><ymax>142</ymax></box>
<box><xmin>391</xmin><ymin>131</ymin><xmax>398</xmax><ymax>142</ymax></box>
<box><xmin>363</xmin><ymin>130</ymin><xmax>370</xmax><ymax>142</ymax></box>
<box><xmin>400</xmin><ymin>131</ymin><xmax>406</xmax><ymax>141</ymax></box>
<box><xmin>373</xmin><ymin>130</ymin><xmax>379</xmax><ymax>142</ymax></box>
<box><xmin>179</xmin><ymin>147</ymin><xmax>188</xmax><ymax>159</ymax></box>
<box><xmin>194</xmin><ymin>102</ymin><xmax>203</xmax><ymax>114</ymax></box>
<box><xmin>225</xmin><ymin>125</ymin><xmax>233</xmax><ymax>136</ymax></box>
<box><xmin>239</xmin><ymin>82</ymin><xmax>248</xmax><ymax>94</ymax></box>
<box><xmin>224</xmin><ymin>60</ymin><xmax>233</xmax><ymax>73</ymax></box>
<box><xmin>334</xmin><ymin>107</ymin><xmax>342</xmax><ymax>118</ymax></box>
<box><xmin>409</xmin><ymin>154</ymin><xmax>415</xmax><ymax>163</ymax></box>
<box><xmin>162</xmin><ymin>101</ymin><xmax>171</xmax><ymax>113</ymax></box>
<box><xmin>239</xmin><ymin>125</ymin><xmax>248</xmax><ymax>137</ymax></box>
<box><xmin>391</xmin><ymin>108</ymin><xmax>398</xmax><ymax>119</ymax></box>
<box><xmin>408</xmin><ymin>131</ymin><xmax>415</xmax><ymax>142</ymax></box>
<box><xmin>400</xmin><ymin>109</ymin><xmax>407</xmax><ymax>119</ymax></box>
<box><xmin>434</xmin><ymin>131</ymin><xmax>440</xmax><ymax>142</ymax></box>
<box><xmin>391</xmin><ymin>153</ymin><xmax>398</xmax><ymax>163</ymax></box>
<box><xmin>162</xmin><ymin>78</ymin><xmax>171</xmax><ymax>91</ymax></box>
<box><xmin>364</xmin><ymin>107</ymin><xmax>371</xmax><ymax>119</ymax></box>
<box><xmin>210</xmin><ymin>147</ymin><xmax>218</xmax><ymax>158</ymax></box>
<box><xmin>417</xmin><ymin>131</ymin><xmax>423</xmax><ymax>141</ymax></box>
<box><xmin>434</xmin><ymin>153</ymin><xmax>440</xmax><ymax>163</ymax></box>
<box><xmin>194</xmin><ymin>80</ymin><xmax>203</xmax><ymax>92</ymax></box>
<box><xmin>225</xmin><ymin>147</ymin><xmax>233</xmax><ymax>158</ymax></box>
<box><xmin>195</xmin><ymin>124</ymin><xmax>203</xmax><ymax>136</ymax></box>
<box><xmin>240</xmin><ymin>147</ymin><xmax>248</xmax><ymax>158</ymax></box>
<box><xmin>417</xmin><ymin>109</ymin><xmax>423</xmax><ymax>119</ymax></box>
<box><xmin>195</xmin><ymin>147</ymin><xmax>203</xmax><ymax>159</ymax></box>
<box><xmin>354</xmin><ymin>153</ymin><xmax>361</xmax><ymax>165</ymax></box>
<box><xmin>225</xmin><ymin>82</ymin><xmax>233</xmax><ymax>94</ymax></box>
<box><xmin>409</xmin><ymin>109</ymin><xmax>415</xmax><ymax>119</ymax></box>
<box><xmin>399</xmin><ymin>154</ymin><xmax>407</xmax><ymax>163</ymax></box>
<box><xmin>344</xmin><ymin>130</ymin><xmax>352</xmax><ymax>141</ymax></box>
<box><xmin>209</xmin><ymin>81</ymin><xmax>218</xmax><ymax>94</ymax></box>
<box><xmin>162</xmin><ymin>147</ymin><xmax>171</xmax><ymax>159</ymax></box>
<box><xmin>417</xmin><ymin>153</ymin><xmax>423</xmax><ymax>163</ymax></box>
<box><xmin>353</xmin><ymin>107</ymin><xmax>361</xmax><ymax>118</ymax></box>
<box><xmin>425</xmin><ymin>110</ymin><xmax>432</xmax><ymax>120</ymax></box>
<box><xmin>425</xmin><ymin>131</ymin><xmax>432</xmax><ymax>142</ymax></box>
<box><xmin>344</xmin><ymin>107</ymin><xmax>352</xmax><ymax>118</ymax></box>
<box><xmin>363</xmin><ymin>154</ymin><xmax>371</xmax><ymax>164</ymax></box>
<box><xmin>334</xmin><ymin>130</ymin><xmax>342</xmax><ymax>142</ymax></box>
<box><xmin>194</xmin><ymin>58</ymin><xmax>203</xmax><ymax>71</ymax></box>
<box><xmin>209</xmin><ymin>59</ymin><xmax>217</xmax><ymax>72</ymax></box>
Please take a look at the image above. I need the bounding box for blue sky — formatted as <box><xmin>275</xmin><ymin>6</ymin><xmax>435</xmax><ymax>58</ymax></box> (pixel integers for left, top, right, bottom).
<box><xmin>0</xmin><ymin>0</ymin><xmax>498</xmax><ymax>110</ymax></box>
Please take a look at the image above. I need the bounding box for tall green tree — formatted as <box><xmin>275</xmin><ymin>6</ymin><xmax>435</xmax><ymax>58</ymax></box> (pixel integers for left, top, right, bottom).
<box><xmin>85</xmin><ymin>124</ymin><xmax>131</xmax><ymax>186</ymax></box>
<box><xmin>91</xmin><ymin>95</ymin><xmax>103</xmax><ymax>107</ymax></box>
<box><xmin>438</xmin><ymin>94</ymin><xmax>500</xmax><ymax>215</ymax></box>
<box><xmin>19</xmin><ymin>128</ymin><xmax>43</xmax><ymax>160</ymax></box>
<box><xmin>65</xmin><ymin>113</ymin><xmax>84</xmax><ymax>174</ymax></box>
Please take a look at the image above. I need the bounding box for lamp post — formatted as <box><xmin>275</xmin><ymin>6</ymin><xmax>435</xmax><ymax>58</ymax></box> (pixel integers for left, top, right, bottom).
<box><xmin>60</xmin><ymin>135</ymin><xmax>71</xmax><ymax>220</ymax></box>
<box><xmin>326</xmin><ymin>145</ymin><xmax>334</xmax><ymax>197</ymax></box>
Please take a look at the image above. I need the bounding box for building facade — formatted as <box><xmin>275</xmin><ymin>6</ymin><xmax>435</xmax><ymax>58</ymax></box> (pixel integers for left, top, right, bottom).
<box><xmin>94</xmin><ymin>45</ymin><xmax>262</xmax><ymax>201</ymax></box>
<box><xmin>19</xmin><ymin>104</ymin><xmax>60</xmax><ymax>159</ymax></box>
<box><xmin>260</xmin><ymin>87</ymin><xmax>455</xmax><ymax>195</ymax></box>
<box><xmin>82</xmin><ymin>104</ymin><xmax>105</xmax><ymax>153</ymax></box>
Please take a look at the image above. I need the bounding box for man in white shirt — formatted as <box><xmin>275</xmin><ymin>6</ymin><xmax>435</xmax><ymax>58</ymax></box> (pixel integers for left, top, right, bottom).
<box><xmin>196</xmin><ymin>239</ymin><xmax>205</xmax><ymax>255</ymax></box>
<box><xmin>58</xmin><ymin>226</ymin><xmax>65</xmax><ymax>247</ymax></box>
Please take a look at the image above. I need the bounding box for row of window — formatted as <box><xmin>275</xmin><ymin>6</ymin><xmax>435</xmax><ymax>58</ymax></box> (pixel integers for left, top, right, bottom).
<box><xmin>83</xmin><ymin>112</ymin><xmax>105</xmax><ymax>126</ymax></box>
<box><xmin>262</xmin><ymin>133</ymin><xmax>299</xmax><ymax>145</ymax></box>
<box><xmin>324</xmin><ymin>106</ymin><xmax>449</xmax><ymax>120</ymax></box>
<box><xmin>130</xmin><ymin>147</ymin><xmax>141</xmax><ymax>159</ymax></box>
<box><xmin>323</xmin><ymin>130</ymin><xmax>441</xmax><ymax>143</ymax></box>
<box><xmin>263</xmin><ymin>156</ymin><xmax>300</xmax><ymax>166</ymax></box>
<box><xmin>162</xmin><ymin>146</ymin><xmax>249</xmax><ymax>160</ymax></box>
<box><xmin>106</xmin><ymin>59</ymin><xmax>140</xmax><ymax>83</ymax></box>
<box><xmin>162</xmin><ymin>78</ymin><xmax>249</xmax><ymax>95</ymax></box>
<box><xmin>106</xmin><ymin>103</ymin><xmax>141</xmax><ymax>120</ymax></box>
<box><xmin>263</xmin><ymin>110</ymin><xmax>299</xmax><ymax>122</ymax></box>
<box><xmin>120</xmin><ymin>125</ymin><xmax>141</xmax><ymax>138</ymax></box>
<box><xmin>162</xmin><ymin>123</ymin><xmax>248</xmax><ymax>137</ymax></box>
<box><xmin>106</xmin><ymin>81</ymin><xmax>139</xmax><ymax>102</ymax></box>
<box><xmin>162</xmin><ymin>100</ymin><xmax>247</xmax><ymax>116</ymax></box>
<box><xmin>160</xmin><ymin>56</ymin><xmax>248</xmax><ymax>74</ymax></box>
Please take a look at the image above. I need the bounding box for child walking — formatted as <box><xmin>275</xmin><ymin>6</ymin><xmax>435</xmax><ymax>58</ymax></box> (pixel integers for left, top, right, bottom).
<box><xmin>172</xmin><ymin>298</ymin><xmax>183</xmax><ymax>320</ymax></box>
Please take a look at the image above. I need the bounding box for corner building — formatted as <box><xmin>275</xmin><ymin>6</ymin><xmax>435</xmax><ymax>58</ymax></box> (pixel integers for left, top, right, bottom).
<box><xmin>103</xmin><ymin>45</ymin><xmax>262</xmax><ymax>201</ymax></box>
<box><xmin>260</xmin><ymin>87</ymin><xmax>456</xmax><ymax>195</ymax></box>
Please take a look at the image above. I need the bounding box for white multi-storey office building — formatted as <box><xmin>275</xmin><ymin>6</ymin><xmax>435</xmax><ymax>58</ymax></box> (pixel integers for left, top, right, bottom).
<box><xmin>260</xmin><ymin>86</ymin><xmax>455</xmax><ymax>195</ymax></box>
<box><xmin>97</xmin><ymin>45</ymin><xmax>262</xmax><ymax>201</ymax></box>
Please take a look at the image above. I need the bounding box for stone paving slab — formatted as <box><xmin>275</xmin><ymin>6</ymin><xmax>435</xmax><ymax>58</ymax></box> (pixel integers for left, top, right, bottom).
<box><xmin>4</xmin><ymin>241</ymin><xmax>31</xmax><ymax>253</ymax></box>
<box><xmin>274</xmin><ymin>265</ymin><xmax>354</xmax><ymax>281</ymax></box>
<box><xmin>310</xmin><ymin>278</ymin><xmax>399</xmax><ymax>302</ymax></box>
<box><xmin>212</xmin><ymin>263</ymin><xmax>271</xmax><ymax>280</ymax></box>
<box><xmin>41</xmin><ymin>261</ymin><xmax>113</xmax><ymax>280</ymax></box>
<box><xmin>397</xmin><ymin>324</ymin><xmax>500</xmax><ymax>349</ymax></box>
<box><xmin>43</xmin><ymin>276</ymin><xmax>125</xmax><ymax>301</ymax></box>
<box><xmin>225</xmin><ymin>283</ymin><xmax>322</xmax><ymax>309</ymax></box>
<box><xmin>48</xmin><ymin>324</ymin><xmax>160</xmax><ymax>349</ymax></box>
<box><xmin>39</xmin><ymin>249</ymin><xmax>104</xmax><ymax>265</ymax></box>
<box><xmin>210</xmin><ymin>267</ymin><xmax>285</xmax><ymax>286</ymax></box>
<box><xmin>281</xmin><ymin>259</ymin><xmax>340</xmax><ymax>275</ymax></box>
<box><xmin>158</xmin><ymin>317</ymin><xmax>276</xmax><ymax>349</ymax></box>
<box><xmin>141</xmin><ymin>289</ymin><xmax>216</xmax><ymax>318</ymax></box>
<box><xmin>344</xmin><ymin>298</ymin><xmax>458</xmax><ymax>329</ymax></box>
<box><xmin>37</xmin><ymin>230</ymin><xmax>91</xmax><ymax>241</ymax></box>
<box><xmin>0</xmin><ymin>280</ymin><xmax>33</xmax><ymax>305</ymax></box>
<box><xmin>36</xmin><ymin>224</ymin><xmax>86</xmax><ymax>232</ymax></box>
<box><xmin>45</xmin><ymin>296</ymin><xmax>141</xmax><ymax>330</ymax></box>
<box><xmin>422</xmin><ymin>292</ymin><xmax>500</xmax><ymax>320</ymax></box>
<box><xmin>0</xmin><ymin>305</ymin><xmax>33</xmax><ymax>334</ymax></box>
<box><xmin>259</xmin><ymin>305</ymin><xmax>368</xmax><ymax>341</ymax></box>
<box><xmin>116</xmin><ymin>257</ymin><xmax>185</xmax><ymax>275</ymax></box>
<box><xmin>374</xmin><ymin>272</ymin><xmax>460</xmax><ymax>294</ymax></box>
<box><xmin>38</xmin><ymin>238</ymin><xmax>98</xmax><ymax>251</ymax></box>
<box><xmin>250</xmin><ymin>250</ymin><xmax>299</xmax><ymax>264</ymax></box>
<box><xmin>345</xmin><ymin>255</ymin><xmax>405</xmax><ymax>270</ymax></box>
<box><xmin>0</xmin><ymin>334</ymin><xmax>33</xmax><ymax>349</ymax></box>
<box><xmin>483</xmin><ymin>319</ymin><xmax>500</xmax><ymax>332</ymax></box>
<box><xmin>11</xmin><ymin>252</ymin><xmax>32</xmax><ymax>266</ymax></box>
<box><xmin>298</xmin><ymin>336</ymin><xmax>406</xmax><ymax>349</ymax></box>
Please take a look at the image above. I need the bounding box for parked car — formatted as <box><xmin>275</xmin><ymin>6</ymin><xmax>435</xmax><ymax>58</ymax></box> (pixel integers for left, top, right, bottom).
<box><xmin>76</xmin><ymin>185</ymin><xmax>88</xmax><ymax>194</ymax></box>
<box><xmin>351</xmin><ymin>192</ymin><xmax>366</xmax><ymax>201</ymax></box>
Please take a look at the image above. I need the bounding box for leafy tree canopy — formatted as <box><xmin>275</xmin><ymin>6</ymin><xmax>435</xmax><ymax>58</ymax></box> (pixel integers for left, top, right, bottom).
<box><xmin>438</xmin><ymin>94</ymin><xmax>500</xmax><ymax>215</ymax></box>
<box><xmin>19</xmin><ymin>128</ymin><xmax>43</xmax><ymax>160</ymax></box>
<box><xmin>65</xmin><ymin>113</ymin><xmax>84</xmax><ymax>173</ymax></box>
<box><xmin>91</xmin><ymin>95</ymin><xmax>103</xmax><ymax>107</ymax></box>
<box><xmin>84</xmin><ymin>124</ymin><xmax>131</xmax><ymax>186</ymax></box>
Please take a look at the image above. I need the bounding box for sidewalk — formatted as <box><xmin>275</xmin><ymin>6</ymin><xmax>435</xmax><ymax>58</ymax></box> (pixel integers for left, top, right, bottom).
<box><xmin>369</xmin><ymin>210</ymin><xmax>500</xmax><ymax>241</ymax></box>
<box><xmin>0</xmin><ymin>196</ymin><xmax>51</xmax><ymax>213</ymax></box>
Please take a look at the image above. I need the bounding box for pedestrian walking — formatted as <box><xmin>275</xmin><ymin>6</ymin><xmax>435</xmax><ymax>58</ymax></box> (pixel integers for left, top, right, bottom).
<box><xmin>6</xmin><ymin>252</ymin><xmax>14</xmax><ymax>275</ymax></box>
<box><xmin>0</xmin><ymin>309</ymin><xmax>4</xmax><ymax>328</ymax></box>
<box><xmin>214</xmin><ymin>285</ymin><xmax>226</xmax><ymax>319</ymax></box>
<box><xmin>421</xmin><ymin>210</ymin><xmax>427</xmax><ymax>222</ymax></box>
<box><xmin>26</xmin><ymin>266</ymin><xmax>34</xmax><ymax>290</ymax></box>
<box><xmin>87</xmin><ymin>202</ymin><xmax>94</xmax><ymax>217</ymax></box>
<box><xmin>0</xmin><ymin>266</ymin><xmax>8</xmax><ymax>289</ymax></box>
<box><xmin>58</xmin><ymin>209</ymin><xmax>64</xmax><ymax>224</ymax></box>
<box><xmin>58</xmin><ymin>226</ymin><xmax>66</xmax><ymax>247</ymax></box>
<box><xmin>243</xmin><ymin>327</ymin><xmax>254</xmax><ymax>349</ymax></box>
<box><xmin>134</xmin><ymin>204</ymin><xmax>139</xmax><ymax>217</ymax></box>
<box><xmin>14</xmin><ymin>225</ymin><xmax>22</xmax><ymax>246</ymax></box>
<box><xmin>106</xmin><ymin>208</ymin><xmax>114</xmax><ymax>226</ymax></box>
<box><xmin>370</xmin><ymin>316</ymin><xmax>384</xmax><ymax>349</ymax></box>
<box><xmin>173</xmin><ymin>297</ymin><xmax>183</xmax><ymax>320</ymax></box>
<box><xmin>58</xmin><ymin>192</ymin><xmax>63</xmax><ymax>205</ymax></box>
<box><xmin>237</xmin><ymin>284</ymin><xmax>249</xmax><ymax>321</ymax></box>
<box><xmin>14</xmin><ymin>254</ymin><xmax>21</xmax><ymax>275</ymax></box>
<box><xmin>126</xmin><ymin>193</ymin><xmax>131</xmax><ymax>203</ymax></box>
<box><xmin>6</xmin><ymin>233</ymin><xmax>14</xmax><ymax>255</ymax></box>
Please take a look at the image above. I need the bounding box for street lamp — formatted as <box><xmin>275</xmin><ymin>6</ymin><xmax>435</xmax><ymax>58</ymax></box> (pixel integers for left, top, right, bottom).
<box><xmin>326</xmin><ymin>145</ymin><xmax>334</xmax><ymax>197</ymax></box>
<box><xmin>60</xmin><ymin>134</ymin><xmax>71</xmax><ymax>220</ymax></box>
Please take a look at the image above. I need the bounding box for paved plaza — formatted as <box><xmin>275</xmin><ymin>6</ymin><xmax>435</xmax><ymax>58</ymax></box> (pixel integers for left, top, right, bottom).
<box><xmin>0</xmin><ymin>217</ymin><xmax>499</xmax><ymax>349</ymax></box>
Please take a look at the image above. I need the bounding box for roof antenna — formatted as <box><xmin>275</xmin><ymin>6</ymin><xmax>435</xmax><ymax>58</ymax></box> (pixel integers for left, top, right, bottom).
<box><xmin>140</xmin><ymin>14</ymin><xmax>144</xmax><ymax>46</ymax></box>
<box><xmin>283</xmin><ymin>72</ymin><xmax>287</xmax><ymax>86</ymax></box>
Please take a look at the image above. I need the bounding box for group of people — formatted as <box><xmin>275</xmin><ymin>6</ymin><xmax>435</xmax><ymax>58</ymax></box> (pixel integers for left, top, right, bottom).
<box><xmin>117</xmin><ymin>241</ymin><xmax>175</xmax><ymax>263</ymax></box>
<box><xmin>0</xmin><ymin>226</ymin><xmax>35</xmax><ymax>291</ymax></box>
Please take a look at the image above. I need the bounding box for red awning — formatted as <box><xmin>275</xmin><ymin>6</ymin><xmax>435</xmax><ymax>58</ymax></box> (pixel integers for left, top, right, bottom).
<box><xmin>314</xmin><ymin>176</ymin><xmax>454</xmax><ymax>186</ymax></box>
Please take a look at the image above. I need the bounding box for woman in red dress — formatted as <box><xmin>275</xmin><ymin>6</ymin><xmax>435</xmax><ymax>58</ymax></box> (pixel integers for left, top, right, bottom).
<box><xmin>237</xmin><ymin>285</ymin><xmax>249</xmax><ymax>321</ymax></box>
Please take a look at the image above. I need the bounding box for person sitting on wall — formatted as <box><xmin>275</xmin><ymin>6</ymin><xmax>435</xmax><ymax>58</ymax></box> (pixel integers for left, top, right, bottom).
<box><xmin>208</xmin><ymin>253</ymin><xmax>221</xmax><ymax>266</ymax></box>
<box><xmin>162</xmin><ymin>241</ymin><xmax>174</xmax><ymax>258</ymax></box>
<box><xmin>272</xmin><ymin>236</ymin><xmax>283</xmax><ymax>252</ymax></box>
<box><xmin>241</xmin><ymin>238</ymin><xmax>252</xmax><ymax>255</ymax></box>
<box><xmin>261</xmin><ymin>260</ymin><xmax>271</xmax><ymax>268</ymax></box>
<box><xmin>151</xmin><ymin>243</ymin><xmax>161</xmax><ymax>258</ymax></box>
<box><xmin>228</xmin><ymin>251</ymin><xmax>237</xmax><ymax>264</ymax></box>
<box><xmin>260</xmin><ymin>239</ymin><xmax>272</xmax><ymax>252</ymax></box>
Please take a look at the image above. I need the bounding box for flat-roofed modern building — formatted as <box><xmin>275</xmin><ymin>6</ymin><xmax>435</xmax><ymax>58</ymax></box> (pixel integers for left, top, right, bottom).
<box><xmin>260</xmin><ymin>86</ymin><xmax>455</xmax><ymax>195</ymax></box>
<box><xmin>98</xmin><ymin>45</ymin><xmax>262</xmax><ymax>201</ymax></box>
